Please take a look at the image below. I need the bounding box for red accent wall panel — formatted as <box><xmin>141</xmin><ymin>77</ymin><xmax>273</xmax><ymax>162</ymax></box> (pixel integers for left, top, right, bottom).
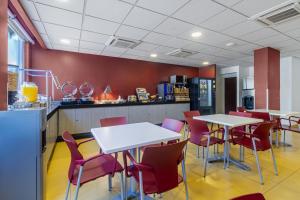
<box><xmin>0</xmin><ymin>0</ymin><xmax>8</xmax><ymax>110</ymax></box>
<box><xmin>254</xmin><ymin>47</ymin><xmax>280</xmax><ymax>110</ymax></box>
<box><xmin>30</xmin><ymin>45</ymin><xmax>199</xmax><ymax>100</ymax></box>
<box><xmin>198</xmin><ymin>64</ymin><xmax>216</xmax><ymax>78</ymax></box>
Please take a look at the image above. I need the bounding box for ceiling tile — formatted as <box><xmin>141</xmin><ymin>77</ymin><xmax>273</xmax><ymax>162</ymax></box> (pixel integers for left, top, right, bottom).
<box><xmin>255</xmin><ymin>34</ymin><xmax>291</xmax><ymax>47</ymax></box>
<box><xmin>213</xmin><ymin>0</ymin><xmax>243</xmax><ymax>7</ymax></box>
<box><xmin>52</xmin><ymin>44</ymin><xmax>79</xmax><ymax>52</ymax></box>
<box><xmin>126</xmin><ymin>49</ymin><xmax>150</xmax><ymax>57</ymax></box>
<box><xmin>121</xmin><ymin>0</ymin><xmax>137</xmax><ymax>4</ymax></box>
<box><xmin>50</xmin><ymin>37</ymin><xmax>79</xmax><ymax>47</ymax></box>
<box><xmin>222</xmin><ymin>20</ymin><xmax>263</xmax><ymax>37</ymax></box>
<box><xmin>116</xmin><ymin>25</ymin><xmax>149</xmax><ymax>40</ymax></box>
<box><xmin>36</xmin><ymin>3</ymin><xmax>82</xmax><ymax>28</ymax></box>
<box><xmin>80</xmin><ymin>31</ymin><xmax>110</xmax><ymax>44</ymax></box>
<box><xmin>286</xmin><ymin>27</ymin><xmax>300</xmax><ymax>38</ymax></box>
<box><xmin>137</xmin><ymin>0</ymin><xmax>189</xmax><ymax>15</ymax></box>
<box><xmin>20</xmin><ymin>0</ymin><xmax>40</xmax><ymax>21</ymax></box>
<box><xmin>86</xmin><ymin>0</ymin><xmax>132</xmax><ymax>23</ymax></box>
<box><xmin>35</xmin><ymin>0</ymin><xmax>84</xmax><ymax>13</ymax></box>
<box><xmin>82</xmin><ymin>16</ymin><xmax>119</xmax><ymax>35</ymax></box>
<box><xmin>183</xmin><ymin>42</ymin><xmax>212</xmax><ymax>52</ymax></box>
<box><xmin>32</xmin><ymin>20</ymin><xmax>46</xmax><ymax>34</ymax></box>
<box><xmin>80</xmin><ymin>41</ymin><xmax>105</xmax><ymax>51</ymax></box>
<box><xmin>123</xmin><ymin>7</ymin><xmax>166</xmax><ymax>30</ymax></box>
<box><xmin>173</xmin><ymin>0</ymin><xmax>225</xmax><ymax>25</ymax></box>
<box><xmin>103</xmin><ymin>46</ymin><xmax>128</xmax><ymax>54</ymax></box>
<box><xmin>134</xmin><ymin>42</ymin><xmax>158</xmax><ymax>51</ymax></box>
<box><xmin>200</xmin><ymin>9</ymin><xmax>246</xmax><ymax>31</ymax></box>
<box><xmin>40</xmin><ymin>33</ymin><xmax>50</xmax><ymax>44</ymax></box>
<box><xmin>160</xmin><ymin>37</ymin><xmax>194</xmax><ymax>48</ymax></box>
<box><xmin>153</xmin><ymin>46</ymin><xmax>176</xmax><ymax>54</ymax></box>
<box><xmin>101</xmin><ymin>50</ymin><xmax>123</xmax><ymax>57</ymax></box>
<box><xmin>154</xmin><ymin>18</ymin><xmax>195</xmax><ymax>36</ymax></box>
<box><xmin>143</xmin><ymin>32</ymin><xmax>171</xmax><ymax>45</ymax></box>
<box><xmin>274</xmin><ymin>17</ymin><xmax>300</xmax><ymax>32</ymax></box>
<box><xmin>232</xmin><ymin>0</ymin><xmax>288</xmax><ymax>17</ymax></box>
<box><xmin>239</xmin><ymin>28</ymin><xmax>279</xmax><ymax>43</ymax></box>
<box><xmin>44</xmin><ymin>23</ymin><xmax>81</xmax><ymax>39</ymax></box>
<box><xmin>79</xmin><ymin>48</ymin><xmax>99</xmax><ymax>55</ymax></box>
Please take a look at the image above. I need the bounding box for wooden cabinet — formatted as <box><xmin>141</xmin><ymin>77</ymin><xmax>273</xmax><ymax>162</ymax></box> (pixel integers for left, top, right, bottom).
<box><xmin>45</xmin><ymin>111</ymin><xmax>58</xmax><ymax>167</ymax></box>
<box><xmin>59</xmin><ymin>103</ymin><xmax>190</xmax><ymax>135</ymax></box>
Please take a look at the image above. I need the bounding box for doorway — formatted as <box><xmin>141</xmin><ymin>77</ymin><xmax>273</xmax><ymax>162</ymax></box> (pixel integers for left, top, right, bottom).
<box><xmin>225</xmin><ymin>77</ymin><xmax>237</xmax><ymax>114</ymax></box>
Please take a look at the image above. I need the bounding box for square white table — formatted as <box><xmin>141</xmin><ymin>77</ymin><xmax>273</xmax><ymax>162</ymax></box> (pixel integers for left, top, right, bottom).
<box><xmin>91</xmin><ymin>122</ymin><xmax>181</xmax><ymax>199</ymax></box>
<box><xmin>193</xmin><ymin>114</ymin><xmax>263</xmax><ymax>170</ymax></box>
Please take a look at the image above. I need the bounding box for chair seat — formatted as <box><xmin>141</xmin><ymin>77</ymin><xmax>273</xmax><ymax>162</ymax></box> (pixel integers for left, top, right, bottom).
<box><xmin>280</xmin><ymin>125</ymin><xmax>300</xmax><ymax>133</ymax></box>
<box><xmin>72</xmin><ymin>154</ymin><xmax>123</xmax><ymax>186</ymax></box>
<box><xmin>190</xmin><ymin>136</ymin><xmax>223</xmax><ymax>147</ymax></box>
<box><xmin>128</xmin><ymin>165</ymin><xmax>183</xmax><ymax>195</ymax></box>
<box><xmin>231</xmin><ymin>136</ymin><xmax>269</xmax><ymax>151</ymax></box>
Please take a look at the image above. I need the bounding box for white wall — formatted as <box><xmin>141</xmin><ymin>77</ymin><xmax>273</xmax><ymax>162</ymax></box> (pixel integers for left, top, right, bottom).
<box><xmin>280</xmin><ymin>56</ymin><xmax>300</xmax><ymax>113</ymax></box>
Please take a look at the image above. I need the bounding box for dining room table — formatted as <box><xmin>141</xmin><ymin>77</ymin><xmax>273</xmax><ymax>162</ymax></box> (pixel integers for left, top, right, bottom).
<box><xmin>193</xmin><ymin>114</ymin><xmax>263</xmax><ymax>171</ymax></box>
<box><xmin>91</xmin><ymin>122</ymin><xmax>182</xmax><ymax>200</ymax></box>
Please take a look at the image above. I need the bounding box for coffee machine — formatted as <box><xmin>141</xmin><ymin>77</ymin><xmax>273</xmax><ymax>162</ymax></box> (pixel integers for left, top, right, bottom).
<box><xmin>157</xmin><ymin>83</ymin><xmax>174</xmax><ymax>101</ymax></box>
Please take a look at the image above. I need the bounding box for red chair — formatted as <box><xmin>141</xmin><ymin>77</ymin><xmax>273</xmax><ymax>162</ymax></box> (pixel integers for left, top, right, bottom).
<box><xmin>278</xmin><ymin>116</ymin><xmax>300</xmax><ymax>145</ymax></box>
<box><xmin>62</xmin><ymin>131</ymin><xmax>124</xmax><ymax>200</ymax></box>
<box><xmin>231</xmin><ymin>193</ymin><xmax>265</xmax><ymax>200</ymax></box>
<box><xmin>99</xmin><ymin>116</ymin><xmax>127</xmax><ymax>190</ymax></box>
<box><xmin>186</xmin><ymin>118</ymin><xmax>224</xmax><ymax>177</ymax></box>
<box><xmin>162</xmin><ymin>118</ymin><xmax>184</xmax><ymax>144</ymax></box>
<box><xmin>230</xmin><ymin>122</ymin><xmax>278</xmax><ymax>184</ymax></box>
<box><xmin>237</xmin><ymin>107</ymin><xmax>246</xmax><ymax>112</ymax></box>
<box><xmin>183</xmin><ymin>110</ymin><xmax>201</xmax><ymax>119</ymax></box>
<box><xmin>123</xmin><ymin>140</ymin><xmax>189</xmax><ymax>200</ymax></box>
<box><xmin>99</xmin><ymin>116</ymin><xmax>127</xmax><ymax>127</ymax></box>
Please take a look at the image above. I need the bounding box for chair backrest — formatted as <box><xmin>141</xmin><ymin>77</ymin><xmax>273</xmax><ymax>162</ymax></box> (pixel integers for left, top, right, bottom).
<box><xmin>183</xmin><ymin>110</ymin><xmax>200</xmax><ymax>120</ymax></box>
<box><xmin>62</xmin><ymin>131</ymin><xmax>84</xmax><ymax>181</ymax></box>
<box><xmin>142</xmin><ymin>140</ymin><xmax>188</xmax><ymax>193</ymax></box>
<box><xmin>229</xmin><ymin>111</ymin><xmax>253</xmax><ymax>131</ymax></box>
<box><xmin>99</xmin><ymin>116</ymin><xmax>127</xmax><ymax>127</ymax></box>
<box><xmin>252</xmin><ymin>122</ymin><xmax>274</xmax><ymax>150</ymax></box>
<box><xmin>249</xmin><ymin>111</ymin><xmax>270</xmax><ymax>121</ymax></box>
<box><xmin>162</xmin><ymin>118</ymin><xmax>184</xmax><ymax>133</ymax></box>
<box><xmin>237</xmin><ymin>107</ymin><xmax>246</xmax><ymax>112</ymax></box>
<box><xmin>186</xmin><ymin>118</ymin><xmax>209</xmax><ymax>145</ymax></box>
<box><xmin>231</xmin><ymin>193</ymin><xmax>265</xmax><ymax>200</ymax></box>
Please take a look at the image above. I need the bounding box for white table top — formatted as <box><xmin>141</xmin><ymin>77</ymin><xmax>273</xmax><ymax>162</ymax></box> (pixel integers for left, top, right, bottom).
<box><xmin>193</xmin><ymin>114</ymin><xmax>263</xmax><ymax>128</ymax></box>
<box><xmin>250</xmin><ymin>109</ymin><xmax>300</xmax><ymax>117</ymax></box>
<box><xmin>91</xmin><ymin>122</ymin><xmax>181</xmax><ymax>154</ymax></box>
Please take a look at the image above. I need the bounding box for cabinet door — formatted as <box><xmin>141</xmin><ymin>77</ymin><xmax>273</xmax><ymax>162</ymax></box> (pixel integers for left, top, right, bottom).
<box><xmin>59</xmin><ymin>109</ymin><xmax>76</xmax><ymax>135</ymax></box>
<box><xmin>91</xmin><ymin>108</ymin><xmax>107</xmax><ymax>128</ymax></box>
<box><xmin>74</xmin><ymin>108</ymin><xmax>93</xmax><ymax>133</ymax></box>
<box><xmin>247</xmin><ymin>77</ymin><xmax>254</xmax><ymax>89</ymax></box>
<box><xmin>165</xmin><ymin>104</ymin><xmax>189</xmax><ymax>121</ymax></box>
<box><xmin>128</xmin><ymin>106</ymin><xmax>149</xmax><ymax>123</ymax></box>
<box><xmin>148</xmin><ymin>105</ymin><xmax>165</xmax><ymax>124</ymax></box>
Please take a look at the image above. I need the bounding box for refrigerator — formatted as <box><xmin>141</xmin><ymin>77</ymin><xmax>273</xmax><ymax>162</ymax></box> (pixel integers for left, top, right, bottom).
<box><xmin>0</xmin><ymin>108</ymin><xmax>47</xmax><ymax>200</ymax></box>
<box><xmin>188</xmin><ymin>77</ymin><xmax>216</xmax><ymax>115</ymax></box>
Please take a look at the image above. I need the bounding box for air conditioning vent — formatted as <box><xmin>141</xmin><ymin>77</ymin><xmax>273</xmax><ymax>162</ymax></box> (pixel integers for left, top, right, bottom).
<box><xmin>167</xmin><ymin>49</ymin><xmax>197</xmax><ymax>58</ymax></box>
<box><xmin>105</xmin><ymin>36</ymin><xmax>141</xmax><ymax>49</ymax></box>
<box><xmin>250</xmin><ymin>1</ymin><xmax>300</xmax><ymax>26</ymax></box>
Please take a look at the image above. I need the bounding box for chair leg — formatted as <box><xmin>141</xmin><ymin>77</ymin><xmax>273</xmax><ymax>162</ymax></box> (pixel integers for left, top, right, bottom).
<box><xmin>226</xmin><ymin>143</ymin><xmax>230</xmax><ymax>167</ymax></box>
<box><xmin>197</xmin><ymin>146</ymin><xmax>200</xmax><ymax>158</ymax></box>
<box><xmin>108</xmin><ymin>175</ymin><xmax>112</xmax><ymax>191</ymax></box>
<box><xmin>124</xmin><ymin>173</ymin><xmax>128</xmax><ymax>200</ymax></box>
<box><xmin>119</xmin><ymin>172</ymin><xmax>125</xmax><ymax>200</ymax></box>
<box><xmin>270</xmin><ymin>147</ymin><xmax>278</xmax><ymax>176</ymax></box>
<box><xmin>65</xmin><ymin>181</ymin><xmax>71</xmax><ymax>200</ymax></box>
<box><xmin>138</xmin><ymin>171</ymin><xmax>144</xmax><ymax>200</ymax></box>
<box><xmin>204</xmin><ymin>136</ymin><xmax>211</xmax><ymax>177</ymax></box>
<box><xmin>181</xmin><ymin>159</ymin><xmax>189</xmax><ymax>200</ymax></box>
<box><xmin>252</xmin><ymin>139</ymin><xmax>264</xmax><ymax>185</ymax></box>
<box><xmin>223</xmin><ymin>141</ymin><xmax>227</xmax><ymax>169</ymax></box>
<box><xmin>202</xmin><ymin>146</ymin><xmax>205</xmax><ymax>160</ymax></box>
<box><xmin>74</xmin><ymin>166</ymin><xmax>83</xmax><ymax>200</ymax></box>
<box><xmin>276</xmin><ymin>130</ymin><xmax>279</xmax><ymax>148</ymax></box>
<box><xmin>283</xmin><ymin>130</ymin><xmax>286</xmax><ymax>146</ymax></box>
<box><xmin>185</xmin><ymin>143</ymin><xmax>188</xmax><ymax>158</ymax></box>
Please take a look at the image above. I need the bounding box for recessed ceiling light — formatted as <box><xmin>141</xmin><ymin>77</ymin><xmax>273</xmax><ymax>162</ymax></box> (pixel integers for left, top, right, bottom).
<box><xmin>202</xmin><ymin>61</ymin><xmax>209</xmax><ymax>65</ymax></box>
<box><xmin>60</xmin><ymin>39</ymin><xmax>71</xmax><ymax>45</ymax></box>
<box><xmin>226</xmin><ymin>42</ymin><xmax>235</xmax><ymax>47</ymax></box>
<box><xmin>150</xmin><ymin>53</ymin><xmax>157</xmax><ymax>58</ymax></box>
<box><xmin>191</xmin><ymin>32</ymin><xmax>202</xmax><ymax>38</ymax></box>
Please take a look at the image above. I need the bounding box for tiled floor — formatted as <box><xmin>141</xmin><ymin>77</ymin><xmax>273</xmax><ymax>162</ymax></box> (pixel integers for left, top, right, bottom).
<box><xmin>46</xmin><ymin>129</ymin><xmax>300</xmax><ymax>200</ymax></box>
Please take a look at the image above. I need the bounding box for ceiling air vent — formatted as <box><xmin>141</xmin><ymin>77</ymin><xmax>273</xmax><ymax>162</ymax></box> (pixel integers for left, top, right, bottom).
<box><xmin>167</xmin><ymin>49</ymin><xmax>197</xmax><ymax>58</ymax></box>
<box><xmin>105</xmin><ymin>36</ymin><xmax>141</xmax><ymax>49</ymax></box>
<box><xmin>250</xmin><ymin>0</ymin><xmax>300</xmax><ymax>26</ymax></box>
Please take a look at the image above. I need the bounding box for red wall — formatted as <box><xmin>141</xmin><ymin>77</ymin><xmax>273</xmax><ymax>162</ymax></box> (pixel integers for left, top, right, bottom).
<box><xmin>0</xmin><ymin>0</ymin><xmax>8</xmax><ymax>110</ymax></box>
<box><xmin>30</xmin><ymin>45</ymin><xmax>200</xmax><ymax>100</ymax></box>
<box><xmin>198</xmin><ymin>64</ymin><xmax>216</xmax><ymax>78</ymax></box>
<box><xmin>254</xmin><ymin>47</ymin><xmax>280</xmax><ymax>109</ymax></box>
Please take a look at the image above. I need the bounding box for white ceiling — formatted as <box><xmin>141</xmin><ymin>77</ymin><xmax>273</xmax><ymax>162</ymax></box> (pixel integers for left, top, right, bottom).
<box><xmin>20</xmin><ymin>0</ymin><xmax>300</xmax><ymax>67</ymax></box>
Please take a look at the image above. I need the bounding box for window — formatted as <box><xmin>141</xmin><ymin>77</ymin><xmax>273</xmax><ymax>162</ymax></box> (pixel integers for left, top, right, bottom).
<box><xmin>8</xmin><ymin>26</ymin><xmax>24</xmax><ymax>68</ymax></box>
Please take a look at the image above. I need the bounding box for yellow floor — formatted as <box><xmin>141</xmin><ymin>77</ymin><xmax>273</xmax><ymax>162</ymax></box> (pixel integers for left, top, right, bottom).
<box><xmin>46</xmin><ymin>130</ymin><xmax>300</xmax><ymax>200</ymax></box>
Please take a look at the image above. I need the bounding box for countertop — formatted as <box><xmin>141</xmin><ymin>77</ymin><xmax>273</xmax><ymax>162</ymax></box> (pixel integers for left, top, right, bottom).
<box><xmin>47</xmin><ymin>101</ymin><xmax>190</xmax><ymax>120</ymax></box>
